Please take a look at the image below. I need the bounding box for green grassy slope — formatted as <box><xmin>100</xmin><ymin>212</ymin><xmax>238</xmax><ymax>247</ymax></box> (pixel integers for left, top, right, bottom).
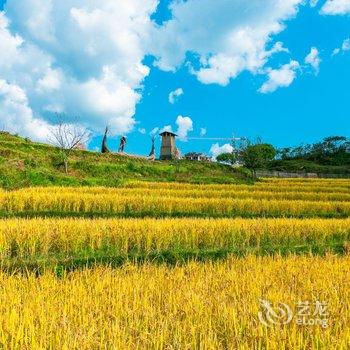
<box><xmin>0</xmin><ymin>132</ymin><xmax>251</xmax><ymax>188</ymax></box>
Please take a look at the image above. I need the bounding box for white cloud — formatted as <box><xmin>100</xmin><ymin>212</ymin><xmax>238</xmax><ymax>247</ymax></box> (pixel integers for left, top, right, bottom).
<box><xmin>160</xmin><ymin>125</ymin><xmax>173</xmax><ymax>133</ymax></box>
<box><xmin>305</xmin><ymin>47</ymin><xmax>321</xmax><ymax>74</ymax></box>
<box><xmin>332</xmin><ymin>48</ymin><xmax>341</xmax><ymax>56</ymax></box>
<box><xmin>0</xmin><ymin>79</ymin><xmax>51</xmax><ymax>141</ymax></box>
<box><xmin>0</xmin><ymin>0</ymin><xmax>327</xmax><ymax>139</ymax></box>
<box><xmin>0</xmin><ymin>12</ymin><xmax>24</xmax><ymax>70</ymax></box>
<box><xmin>168</xmin><ymin>88</ymin><xmax>184</xmax><ymax>104</ymax></box>
<box><xmin>200</xmin><ymin>128</ymin><xmax>207</xmax><ymax>137</ymax></box>
<box><xmin>159</xmin><ymin>116</ymin><xmax>193</xmax><ymax>140</ymax></box>
<box><xmin>36</xmin><ymin>69</ymin><xmax>62</xmax><ymax>93</ymax></box>
<box><xmin>332</xmin><ymin>38</ymin><xmax>350</xmax><ymax>56</ymax></box>
<box><xmin>342</xmin><ymin>38</ymin><xmax>350</xmax><ymax>51</ymax></box>
<box><xmin>150</xmin><ymin>127</ymin><xmax>159</xmax><ymax>136</ymax></box>
<box><xmin>0</xmin><ymin>0</ymin><xmax>158</xmax><ymax>139</ymax></box>
<box><xmin>176</xmin><ymin>115</ymin><xmax>193</xmax><ymax>140</ymax></box>
<box><xmin>259</xmin><ymin>60</ymin><xmax>300</xmax><ymax>93</ymax></box>
<box><xmin>138</xmin><ymin>128</ymin><xmax>146</xmax><ymax>134</ymax></box>
<box><xmin>320</xmin><ymin>0</ymin><xmax>350</xmax><ymax>15</ymax></box>
<box><xmin>152</xmin><ymin>0</ymin><xmax>303</xmax><ymax>86</ymax></box>
<box><xmin>210</xmin><ymin>143</ymin><xmax>233</xmax><ymax>159</ymax></box>
<box><xmin>309</xmin><ymin>0</ymin><xmax>319</xmax><ymax>7</ymax></box>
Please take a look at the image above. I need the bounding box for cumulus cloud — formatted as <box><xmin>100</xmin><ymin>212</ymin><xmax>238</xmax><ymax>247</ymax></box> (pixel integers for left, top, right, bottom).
<box><xmin>210</xmin><ymin>143</ymin><xmax>233</xmax><ymax>159</ymax></box>
<box><xmin>152</xmin><ymin>0</ymin><xmax>303</xmax><ymax>86</ymax></box>
<box><xmin>332</xmin><ymin>38</ymin><xmax>350</xmax><ymax>56</ymax></box>
<box><xmin>0</xmin><ymin>0</ymin><xmax>158</xmax><ymax>139</ymax></box>
<box><xmin>160</xmin><ymin>115</ymin><xmax>194</xmax><ymax>140</ymax></box>
<box><xmin>305</xmin><ymin>47</ymin><xmax>321</xmax><ymax>73</ymax></box>
<box><xmin>320</xmin><ymin>0</ymin><xmax>350</xmax><ymax>15</ymax></box>
<box><xmin>0</xmin><ymin>79</ymin><xmax>51</xmax><ymax>140</ymax></box>
<box><xmin>0</xmin><ymin>0</ymin><xmax>328</xmax><ymax>140</ymax></box>
<box><xmin>160</xmin><ymin>125</ymin><xmax>173</xmax><ymax>133</ymax></box>
<box><xmin>259</xmin><ymin>60</ymin><xmax>300</xmax><ymax>93</ymax></box>
<box><xmin>176</xmin><ymin>115</ymin><xmax>193</xmax><ymax>140</ymax></box>
<box><xmin>168</xmin><ymin>88</ymin><xmax>184</xmax><ymax>104</ymax></box>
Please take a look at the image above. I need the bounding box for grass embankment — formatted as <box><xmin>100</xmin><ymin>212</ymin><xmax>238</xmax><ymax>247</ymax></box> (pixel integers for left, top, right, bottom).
<box><xmin>0</xmin><ymin>132</ymin><xmax>251</xmax><ymax>189</ymax></box>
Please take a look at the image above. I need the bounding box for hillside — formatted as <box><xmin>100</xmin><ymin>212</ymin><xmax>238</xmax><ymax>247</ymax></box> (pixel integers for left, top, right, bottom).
<box><xmin>267</xmin><ymin>159</ymin><xmax>350</xmax><ymax>175</ymax></box>
<box><xmin>0</xmin><ymin>132</ymin><xmax>251</xmax><ymax>189</ymax></box>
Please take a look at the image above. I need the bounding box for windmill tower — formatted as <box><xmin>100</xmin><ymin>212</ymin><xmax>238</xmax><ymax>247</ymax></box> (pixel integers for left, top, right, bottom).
<box><xmin>159</xmin><ymin>131</ymin><xmax>177</xmax><ymax>160</ymax></box>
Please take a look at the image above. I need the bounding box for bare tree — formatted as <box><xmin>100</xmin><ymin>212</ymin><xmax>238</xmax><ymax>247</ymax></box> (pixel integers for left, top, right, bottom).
<box><xmin>48</xmin><ymin>115</ymin><xmax>90</xmax><ymax>174</ymax></box>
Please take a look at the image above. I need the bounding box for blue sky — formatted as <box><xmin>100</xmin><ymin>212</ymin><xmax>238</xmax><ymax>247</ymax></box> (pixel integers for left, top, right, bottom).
<box><xmin>0</xmin><ymin>0</ymin><xmax>349</xmax><ymax>157</ymax></box>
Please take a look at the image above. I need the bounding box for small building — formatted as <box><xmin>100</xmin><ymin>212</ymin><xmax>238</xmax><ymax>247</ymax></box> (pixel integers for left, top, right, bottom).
<box><xmin>159</xmin><ymin>131</ymin><xmax>178</xmax><ymax>160</ymax></box>
<box><xmin>184</xmin><ymin>152</ymin><xmax>211</xmax><ymax>162</ymax></box>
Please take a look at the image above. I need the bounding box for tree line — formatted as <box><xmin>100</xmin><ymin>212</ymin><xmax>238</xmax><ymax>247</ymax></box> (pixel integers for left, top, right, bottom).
<box><xmin>216</xmin><ymin>136</ymin><xmax>350</xmax><ymax>176</ymax></box>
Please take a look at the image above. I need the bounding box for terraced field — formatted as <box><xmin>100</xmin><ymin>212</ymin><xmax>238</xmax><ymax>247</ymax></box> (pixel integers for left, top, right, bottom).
<box><xmin>0</xmin><ymin>178</ymin><xmax>349</xmax><ymax>349</ymax></box>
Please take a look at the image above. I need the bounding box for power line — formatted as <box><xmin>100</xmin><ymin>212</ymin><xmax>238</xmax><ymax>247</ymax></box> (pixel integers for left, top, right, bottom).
<box><xmin>187</xmin><ymin>137</ymin><xmax>244</xmax><ymax>141</ymax></box>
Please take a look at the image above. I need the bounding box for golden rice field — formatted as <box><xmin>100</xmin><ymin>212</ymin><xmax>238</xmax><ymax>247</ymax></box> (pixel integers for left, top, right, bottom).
<box><xmin>1</xmin><ymin>256</ymin><xmax>350</xmax><ymax>349</ymax></box>
<box><xmin>0</xmin><ymin>178</ymin><xmax>349</xmax><ymax>349</ymax></box>
<box><xmin>0</xmin><ymin>217</ymin><xmax>349</xmax><ymax>259</ymax></box>
<box><xmin>1</xmin><ymin>181</ymin><xmax>350</xmax><ymax>217</ymax></box>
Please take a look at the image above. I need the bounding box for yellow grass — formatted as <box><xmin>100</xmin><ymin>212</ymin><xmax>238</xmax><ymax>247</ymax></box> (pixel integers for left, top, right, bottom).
<box><xmin>0</xmin><ymin>255</ymin><xmax>349</xmax><ymax>349</ymax></box>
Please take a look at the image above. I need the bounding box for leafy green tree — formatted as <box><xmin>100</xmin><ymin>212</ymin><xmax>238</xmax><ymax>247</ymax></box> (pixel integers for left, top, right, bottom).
<box><xmin>216</xmin><ymin>152</ymin><xmax>236</xmax><ymax>165</ymax></box>
<box><xmin>309</xmin><ymin>136</ymin><xmax>349</xmax><ymax>165</ymax></box>
<box><xmin>276</xmin><ymin>136</ymin><xmax>349</xmax><ymax>166</ymax></box>
<box><xmin>242</xmin><ymin>144</ymin><xmax>276</xmax><ymax>176</ymax></box>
